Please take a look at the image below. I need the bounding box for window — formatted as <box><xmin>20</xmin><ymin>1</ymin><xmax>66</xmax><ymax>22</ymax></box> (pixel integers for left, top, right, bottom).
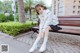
<box><xmin>73</xmin><ymin>6</ymin><xmax>76</xmax><ymax>8</ymax></box>
<box><xmin>73</xmin><ymin>11</ymin><xmax>75</xmax><ymax>13</ymax></box>
<box><xmin>54</xmin><ymin>1</ymin><xmax>56</xmax><ymax>3</ymax></box>
<box><xmin>78</xmin><ymin>6</ymin><xmax>80</xmax><ymax>9</ymax></box>
<box><xmin>58</xmin><ymin>0</ymin><xmax>60</xmax><ymax>1</ymax></box>
<box><xmin>78</xmin><ymin>11</ymin><xmax>80</xmax><ymax>14</ymax></box>
<box><xmin>79</xmin><ymin>1</ymin><xmax>80</xmax><ymax>3</ymax></box>
<box><xmin>74</xmin><ymin>0</ymin><xmax>76</xmax><ymax>3</ymax></box>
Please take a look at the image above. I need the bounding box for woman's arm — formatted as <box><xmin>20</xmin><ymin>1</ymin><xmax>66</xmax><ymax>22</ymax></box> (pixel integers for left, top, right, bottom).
<box><xmin>43</xmin><ymin>10</ymin><xmax>59</xmax><ymax>29</ymax></box>
<box><xmin>38</xmin><ymin>15</ymin><xmax>44</xmax><ymax>33</ymax></box>
<box><xmin>42</xmin><ymin>10</ymin><xmax>53</xmax><ymax>28</ymax></box>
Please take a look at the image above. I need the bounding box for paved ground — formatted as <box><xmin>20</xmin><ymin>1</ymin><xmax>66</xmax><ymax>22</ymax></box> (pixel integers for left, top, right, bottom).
<box><xmin>0</xmin><ymin>31</ymin><xmax>80</xmax><ymax>53</ymax></box>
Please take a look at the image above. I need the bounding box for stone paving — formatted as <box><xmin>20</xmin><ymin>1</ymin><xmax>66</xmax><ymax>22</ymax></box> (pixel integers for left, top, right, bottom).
<box><xmin>0</xmin><ymin>31</ymin><xmax>80</xmax><ymax>53</ymax></box>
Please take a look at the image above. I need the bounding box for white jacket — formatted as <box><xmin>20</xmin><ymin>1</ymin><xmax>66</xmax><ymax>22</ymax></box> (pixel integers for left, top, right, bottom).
<box><xmin>38</xmin><ymin>9</ymin><xmax>59</xmax><ymax>33</ymax></box>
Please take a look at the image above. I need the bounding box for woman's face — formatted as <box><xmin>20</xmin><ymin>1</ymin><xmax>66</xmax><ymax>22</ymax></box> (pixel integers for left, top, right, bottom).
<box><xmin>36</xmin><ymin>6</ymin><xmax>44</xmax><ymax>14</ymax></box>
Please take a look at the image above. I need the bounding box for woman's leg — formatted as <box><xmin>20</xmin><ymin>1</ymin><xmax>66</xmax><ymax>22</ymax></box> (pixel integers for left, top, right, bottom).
<box><xmin>29</xmin><ymin>31</ymin><xmax>45</xmax><ymax>52</ymax></box>
<box><xmin>39</xmin><ymin>26</ymin><xmax>51</xmax><ymax>52</ymax></box>
<box><xmin>32</xmin><ymin>32</ymin><xmax>44</xmax><ymax>46</ymax></box>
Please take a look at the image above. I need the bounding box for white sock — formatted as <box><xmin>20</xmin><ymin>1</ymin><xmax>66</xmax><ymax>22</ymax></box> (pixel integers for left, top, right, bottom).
<box><xmin>29</xmin><ymin>34</ymin><xmax>41</xmax><ymax>52</ymax></box>
<box><xmin>39</xmin><ymin>29</ymin><xmax>49</xmax><ymax>52</ymax></box>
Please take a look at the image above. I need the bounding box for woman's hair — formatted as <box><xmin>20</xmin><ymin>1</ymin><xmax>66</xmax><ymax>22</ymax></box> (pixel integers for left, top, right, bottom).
<box><xmin>35</xmin><ymin>4</ymin><xmax>47</xmax><ymax>15</ymax></box>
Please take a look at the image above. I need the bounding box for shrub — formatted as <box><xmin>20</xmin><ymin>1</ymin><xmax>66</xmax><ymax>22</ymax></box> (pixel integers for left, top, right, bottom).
<box><xmin>16</xmin><ymin>14</ymin><xmax>19</xmax><ymax>21</ymax></box>
<box><xmin>0</xmin><ymin>13</ymin><xmax>7</xmax><ymax>22</ymax></box>
<box><xmin>7</xmin><ymin>14</ymin><xmax>14</xmax><ymax>21</ymax></box>
<box><xmin>0</xmin><ymin>21</ymin><xmax>37</xmax><ymax>37</ymax></box>
<box><xmin>0</xmin><ymin>13</ymin><xmax>18</xmax><ymax>22</ymax></box>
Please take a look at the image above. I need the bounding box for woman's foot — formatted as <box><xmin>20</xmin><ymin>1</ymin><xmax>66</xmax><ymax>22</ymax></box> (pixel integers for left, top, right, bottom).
<box><xmin>29</xmin><ymin>44</ymin><xmax>38</xmax><ymax>53</ymax></box>
<box><xmin>39</xmin><ymin>44</ymin><xmax>46</xmax><ymax>52</ymax></box>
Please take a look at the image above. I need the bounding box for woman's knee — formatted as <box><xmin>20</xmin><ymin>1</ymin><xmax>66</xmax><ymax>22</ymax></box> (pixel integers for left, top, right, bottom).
<box><xmin>45</xmin><ymin>26</ymin><xmax>51</xmax><ymax>31</ymax></box>
<box><xmin>39</xmin><ymin>31</ymin><xmax>45</xmax><ymax>36</ymax></box>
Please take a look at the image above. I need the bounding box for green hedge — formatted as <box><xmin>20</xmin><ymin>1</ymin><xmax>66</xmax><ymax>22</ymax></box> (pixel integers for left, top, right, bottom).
<box><xmin>0</xmin><ymin>13</ymin><xmax>19</xmax><ymax>22</ymax></box>
<box><xmin>0</xmin><ymin>21</ymin><xmax>37</xmax><ymax>37</ymax></box>
<box><xmin>0</xmin><ymin>13</ymin><xmax>7</xmax><ymax>22</ymax></box>
<box><xmin>7</xmin><ymin>14</ymin><xmax>14</xmax><ymax>21</ymax></box>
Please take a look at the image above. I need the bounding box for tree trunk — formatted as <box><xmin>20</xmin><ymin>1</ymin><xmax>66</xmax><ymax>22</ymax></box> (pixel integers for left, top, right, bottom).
<box><xmin>17</xmin><ymin>0</ymin><xmax>26</xmax><ymax>23</ymax></box>
<box><xmin>29</xmin><ymin>8</ymin><xmax>32</xmax><ymax>20</ymax></box>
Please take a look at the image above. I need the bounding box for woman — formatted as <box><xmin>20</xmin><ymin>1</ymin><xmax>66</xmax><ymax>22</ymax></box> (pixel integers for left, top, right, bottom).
<box><xmin>29</xmin><ymin>4</ymin><xmax>62</xmax><ymax>53</ymax></box>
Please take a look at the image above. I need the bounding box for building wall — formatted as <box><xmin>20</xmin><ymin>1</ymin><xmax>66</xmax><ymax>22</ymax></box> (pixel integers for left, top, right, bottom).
<box><xmin>52</xmin><ymin>0</ymin><xmax>80</xmax><ymax>16</ymax></box>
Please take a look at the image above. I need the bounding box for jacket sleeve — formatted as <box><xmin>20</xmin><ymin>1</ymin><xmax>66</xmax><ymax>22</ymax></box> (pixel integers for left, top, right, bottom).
<box><xmin>38</xmin><ymin>15</ymin><xmax>44</xmax><ymax>33</ymax></box>
<box><xmin>38</xmin><ymin>10</ymin><xmax>59</xmax><ymax>32</ymax></box>
<box><xmin>43</xmin><ymin>10</ymin><xmax>59</xmax><ymax>29</ymax></box>
<box><xmin>42</xmin><ymin>11</ymin><xmax>53</xmax><ymax>29</ymax></box>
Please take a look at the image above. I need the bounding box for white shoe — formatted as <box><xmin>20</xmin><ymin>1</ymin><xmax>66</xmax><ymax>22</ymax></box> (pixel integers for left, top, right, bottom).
<box><xmin>39</xmin><ymin>44</ymin><xmax>46</xmax><ymax>52</ymax></box>
<box><xmin>29</xmin><ymin>45</ymin><xmax>38</xmax><ymax>53</ymax></box>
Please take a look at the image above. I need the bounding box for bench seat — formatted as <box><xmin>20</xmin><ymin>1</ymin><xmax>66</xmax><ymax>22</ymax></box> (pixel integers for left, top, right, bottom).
<box><xmin>30</xmin><ymin>16</ymin><xmax>80</xmax><ymax>38</ymax></box>
<box><xmin>31</xmin><ymin>26</ymin><xmax>80</xmax><ymax>35</ymax></box>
